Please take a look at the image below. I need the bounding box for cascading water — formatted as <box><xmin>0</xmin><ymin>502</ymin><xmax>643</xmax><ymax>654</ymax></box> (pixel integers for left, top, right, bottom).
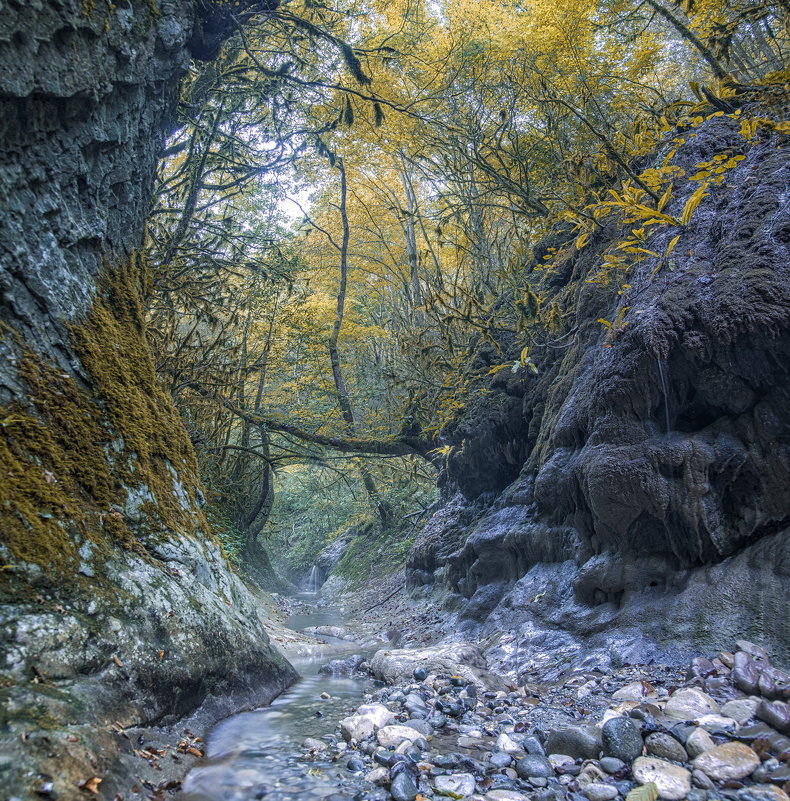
<box><xmin>304</xmin><ymin>564</ymin><xmax>321</xmax><ymax>595</ymax></box>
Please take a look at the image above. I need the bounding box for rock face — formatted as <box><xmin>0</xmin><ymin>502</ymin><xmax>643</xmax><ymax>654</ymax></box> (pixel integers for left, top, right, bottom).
<box><xmin>406</xmin><ymin>116</ymin><xmax>790</xmax><ymax>669</ymax></box>
<box><xmin>0</xmin><ymin>1</ymin><xmax>296</xmax><ymax>797</ymax></box>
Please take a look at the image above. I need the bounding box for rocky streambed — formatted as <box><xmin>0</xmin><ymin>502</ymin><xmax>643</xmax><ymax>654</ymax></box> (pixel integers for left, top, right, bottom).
<box><xmin>286</xmin><ymin>639</ymin><xmax>790</xmax><ymax>801</ymax></box>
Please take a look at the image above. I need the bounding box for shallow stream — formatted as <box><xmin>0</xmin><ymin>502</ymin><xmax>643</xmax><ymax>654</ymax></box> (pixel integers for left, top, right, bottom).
<box><xmin>180</xmin><ymin>604</ymin><xmax>379</xmax><ymax>801</ymax></box>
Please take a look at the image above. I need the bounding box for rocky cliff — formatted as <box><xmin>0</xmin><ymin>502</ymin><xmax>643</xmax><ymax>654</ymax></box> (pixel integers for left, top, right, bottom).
<box><xmin>0</xmin><ymin>2</ymin><xmax>295</xmax><ymax>797</ymax></box>
<box><xmin>407</xmin><ymin>115</ymin><xmax>790</xmax><ymax>676</ymax></box>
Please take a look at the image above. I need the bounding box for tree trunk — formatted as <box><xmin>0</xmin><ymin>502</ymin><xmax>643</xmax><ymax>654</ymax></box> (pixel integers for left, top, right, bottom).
<box><xmin>328</xmin><ymin>159</ymin><xmax>389</xmax><ymax>526</ymax></box>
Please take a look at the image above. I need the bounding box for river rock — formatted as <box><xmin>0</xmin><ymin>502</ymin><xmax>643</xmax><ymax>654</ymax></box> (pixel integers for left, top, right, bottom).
<box><xmin>514</xmin><ymin>754</ymin><xmax>554</xmax><ymax>779</ymax></box>
<box><xmin>734</xmin><ymin>787</ymin><xmax>790</xmax><ymax>801</ymax></box>
<box><xmin>377</xmin><ymin>725</ymin><xmax>420</xmax><ymax>748</ymax></box>
<box><xmin>602</xmin><ymin>716</ymin><xmax>644</xmax><ymax>762</ymax></box>
<box><xmin>632</xmin><ymin>757</ymin><xmax>692</xmax><ymax>800</ymax></box>
<box><xmin>685</xmin><ymin>727</ymin><xmax>715</xmax><ymax>758</ymax></box>
<box><xmin>645</xmin><ymin>733</ymin><xmax>688</xmax><ymax>762</ymax></box>
<box><xmin>347</xmin><ymin>756</ymin><xmax>366</xmax><ymax>772</ymax></box>
<box><xmin>485</xmin><ymin>791</ymin><xmax>531</xmax><ymax>801</ymax></box>
<box><xmin>366</xmin><ymin>766</ymin><xmax>390</xmax><ymax>785</ymax></box>
<box><xmin>693</xmin><ymin>742</ymin><xmax>760</xmax><ymax>780</ymax></box>
<box><xmin>583</xmin><ymin>783</ymin><xmax>619</xmax><ymax>801</ymax></box>
<box><xmin>664</xmin><ymin>688</ymin><xmax>720</xmax><ymax>720</ymax></box>
<box><xmin>391</xmin><ymin>769</ymin><xmax>419</xmax><ymax>801</ymax></box>
<box><xmin>370</xmin><ymin>643</ymin><xmax>500</xmax><ymax>688</ymax></box>
<box><xmin>434</xmin><ymin>773</ymin><xmax>476</xmax><ymax>797</ymax></box>
<box><xmin>600</xmin><ymin>757</ymin><xmax>626</xmax><ymax>774</ymax></box>
<box><xmin>757</xmin><ymin>700</ymin><xmax>790</xmax><ymax>733</ymax></box>
<box><xmin>340</xmin><ymin>703</ymin><xmax>394</xmax><ymax>741</ymax></box>
<box><xmin>404</xmin><ymin>719</ymin><xmax>433</xmax><ymax>737</ymax></box>
<box><xmin>722</xmin><ymin>699</ymin><xmax>760</xmax><ymax>724</ymax></box>
<box><xmin>545</xmin><ymin>723</ymin><xmax>603</xmax><ymax>760</ymax></box>
<box><xmin>691</xmin><ymin>769</ymin><xmax>715</xmax><ymax>789</ymax></box>
<box><xmin>302</xmin><ymin>737</ymin><xmax>329</xmax><ymax>751</ymax></box>
<box><xmin>490</xmin><ymin>752</ymin><xmax>513</xmax><ymax>768</ymax></box>
<box><xmin>497</xmin><ymin>732</ymin><xmax>524</xmax><ymax>753</ymax></box>
<box><xmin>613</xmin><ymin>682</ymin><xmax>652</xmax><ymax>702</ymax></box>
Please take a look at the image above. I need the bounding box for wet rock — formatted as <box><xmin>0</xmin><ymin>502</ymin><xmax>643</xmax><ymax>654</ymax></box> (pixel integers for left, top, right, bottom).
<box><xmin>514</xmin><ymin>754</ymin><xmax>554</xmax><ymax>779</ymax></box>
<box><xmin>413</xmin><ymin>668</ymin><xmax>428</xmax><ymax>682</ymax></box>
<box><xmin>545</xmin><ymin>724</ymin><xmax>603</xmax><ymax>760</ymax></box>
<box><xmin>644</xmin><ymin>733</ymin><xmax>688</xmax><ymax>762</ymax></box>
<box><xmin>390</xmin><ymin>769</ymin><xmax>419</xmax><ymax>801</ymax></box>
<box><xmin>733</xmin><ymin>654</ymin><xmax>761</xmax><ymax>695</ymax></box>
<box><xmin>757</xmin><ymin>700</ymin><xmax>790</xmax><ymax>734</ymax></box>
<box><xmin>347</xmin><ymin>757</ymin><xmax>366</xmax><ymax>772</ymax></box>
<box><xmin>434</xmin><ymin>773</ymin><xmax>476</xmax><ymax>796</ymax></box>
<box><xmin>485</xmin><ymin>791</ymin><xmax>531</xmax><ymax>801</ymax></box>
<box><xmin>685</xmin><ymin>728</ymin><xmax>715</xmax><ymax>758</ymax></box>
<box><xmin>632</xmin><ymin>757</ymin><xmax>692</xmax><ymax>801</ymax></box>
<box><xmin>602</xmin><ymin>717</ymin><xmax>644</xmax><ymax>762</ymax></box>
<box><xmin>583</xmin><ymin>783</ymin><xmax>619</xmax><ymax>801</ymax></box>
<box><xmin>664</xmin><ymin>688</ymin><xmax>720</xmax><ymax>720</ymax></box>
<box><xmin>600</xmin><ymin>758</ymin><xmax>626</xmax><ymax>774</ymax></box>
<box><xmin>693</xmin><ymin>742</ymin><xmax>760</xmax><ymax>780</ymax></box>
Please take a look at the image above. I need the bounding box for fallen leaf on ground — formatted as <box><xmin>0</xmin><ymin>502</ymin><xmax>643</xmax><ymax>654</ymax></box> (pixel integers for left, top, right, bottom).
<box><xmin>77</xmin><ymin>776</ymin><xmax>102</xmax><ymax>794</ymax></box>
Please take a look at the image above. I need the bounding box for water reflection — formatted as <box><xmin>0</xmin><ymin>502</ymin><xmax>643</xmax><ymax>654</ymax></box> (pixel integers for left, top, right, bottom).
<box><xmin>181</xmin><ymin>610</ymin><xmax>379</xmax><ymax>801</ymax></box>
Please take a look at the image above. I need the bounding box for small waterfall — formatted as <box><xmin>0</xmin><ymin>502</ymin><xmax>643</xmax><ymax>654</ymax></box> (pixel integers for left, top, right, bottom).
<box><xmin>656</xmin><ymin>358</ymin><xmax>671</xmax><ymax>434</ymax></box>
<box><xmin>304</xmin><ymin>564</ymin><xmax>321</xmax><ymax>595</ymax></box>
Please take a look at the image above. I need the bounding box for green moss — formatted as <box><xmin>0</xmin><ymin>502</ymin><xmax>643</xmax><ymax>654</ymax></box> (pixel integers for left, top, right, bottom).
<box><xmin>0</xmin><ymin>253</ymin><xmax>208</xmax><ymax>593</ymax></box>
<box><xmin>333</xmin><ymin>520</ymin><xmax>416</xmax><ymax>586</ymax></box>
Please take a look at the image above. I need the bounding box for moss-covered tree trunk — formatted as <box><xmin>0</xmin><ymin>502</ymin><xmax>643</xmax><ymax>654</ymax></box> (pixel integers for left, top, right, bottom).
<box><xmin>0</xmin><ymin>2</ymin><xmax>296</xmax><ymax>796</ymax></box>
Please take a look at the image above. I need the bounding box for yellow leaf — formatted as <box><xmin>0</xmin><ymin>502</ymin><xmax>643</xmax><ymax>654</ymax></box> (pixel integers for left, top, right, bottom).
<box><xmin>575</xmin><ymin>232</ymin><xmax>590</xmax><ymax>249</ymax></box>
<box><xmin>657</xmin><ymin>183</ymin><xmax>673</xmax><ymax>212</ymax></box>
<box><xmin>487</xmin><ymin>364</ymin><xmax>511</xmax><ymax>376</ymax></box>
<box><xmin>681</xmin><ymin>183</ymin><xmax>709</xmax><ymax>226</ymax></box>
<box><xmin>665</xmin><ymin>234</ymin><xmax>681</xmax><ymax>257</ymax></box>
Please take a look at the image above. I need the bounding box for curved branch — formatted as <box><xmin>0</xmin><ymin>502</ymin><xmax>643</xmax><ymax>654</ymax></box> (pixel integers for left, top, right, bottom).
<box><xmin>185</xmin><ymin>381</ymin><xmax>432</xmax><ymax>459</ymax></box>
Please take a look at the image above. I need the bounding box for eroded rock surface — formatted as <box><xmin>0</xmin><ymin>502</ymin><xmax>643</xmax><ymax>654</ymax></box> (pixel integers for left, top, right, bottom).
<box><xmin>406</xmin><ymin>117</ymin><xmax>790</xmax><ymax>667</ymax></box>
<box><xmin>0</xmin><ymin>2</ymin><xmax>296</xmax><ymax>798</ymax></box>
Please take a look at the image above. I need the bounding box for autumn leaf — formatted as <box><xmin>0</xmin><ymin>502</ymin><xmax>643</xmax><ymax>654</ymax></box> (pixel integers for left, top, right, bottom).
<box><xmin>77</xmin><ymin>776</ymin><xmax>102</xmax><ymax>794</ymax></box>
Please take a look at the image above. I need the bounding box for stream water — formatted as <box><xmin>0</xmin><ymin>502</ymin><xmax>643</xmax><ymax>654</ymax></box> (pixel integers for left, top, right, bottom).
<box><xmin>180</xmin><ymin>605</ymin><xmax>380</xmax><ymax>801</ymax></box>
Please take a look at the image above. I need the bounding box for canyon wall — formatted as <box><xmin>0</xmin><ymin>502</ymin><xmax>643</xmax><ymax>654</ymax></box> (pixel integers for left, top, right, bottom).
<box><xmin>0</xmin><ymin>2</ymin><xmax>296</xmax><ymax>795</ymax></box>
<box><xmin>407</xmin><ymin>117</ymin><xmax>790</xmax><ymax>676</ymax></box>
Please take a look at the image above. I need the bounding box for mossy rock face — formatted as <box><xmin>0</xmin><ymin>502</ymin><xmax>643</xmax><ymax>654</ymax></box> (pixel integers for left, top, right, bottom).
<box><xmin>0</xmin><ymin>2</ymin><xmax>294</xmax><ymax>796</ymax></box>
